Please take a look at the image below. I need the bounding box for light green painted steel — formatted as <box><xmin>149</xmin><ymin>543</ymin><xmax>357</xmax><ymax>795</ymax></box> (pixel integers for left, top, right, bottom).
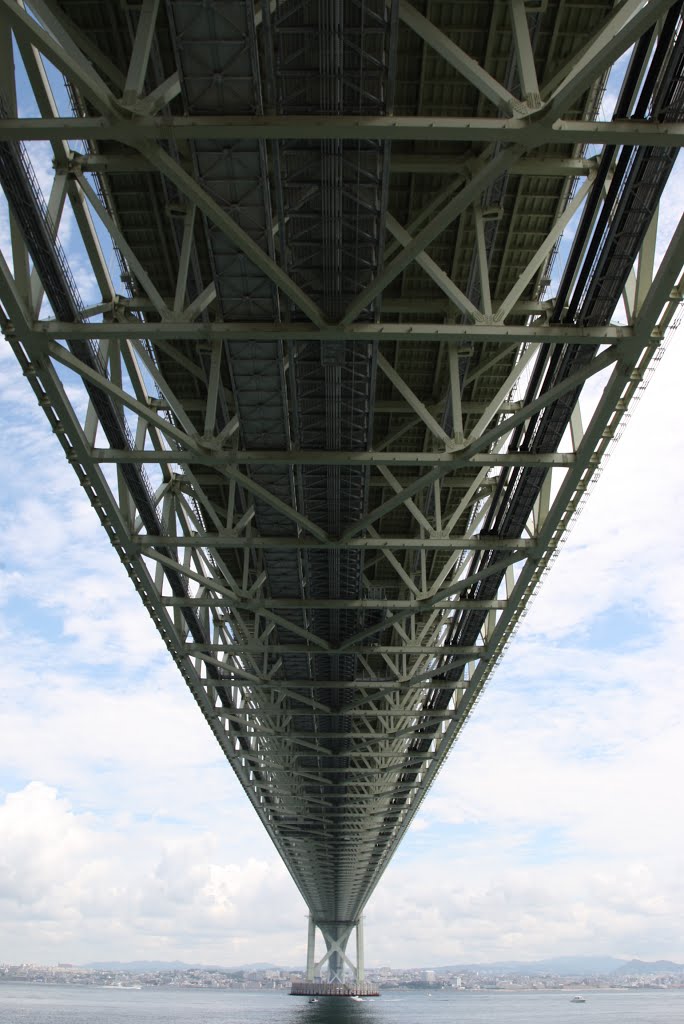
<box><xmin>0</xmin><ymin>0</ymin><xmax>683</xmax><ymax>978</ymax></box>
<box><xmin>2</xmin><ymin>115</ymin><xmax>684</xmax><ymax>146</ymax></box>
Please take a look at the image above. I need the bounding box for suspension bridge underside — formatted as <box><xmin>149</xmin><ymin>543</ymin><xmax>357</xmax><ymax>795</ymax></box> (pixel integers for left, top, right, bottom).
<box><xmin>1</xmin><ymin>0</ymin><xmax>684</xmax><ymax>990</ymax></box>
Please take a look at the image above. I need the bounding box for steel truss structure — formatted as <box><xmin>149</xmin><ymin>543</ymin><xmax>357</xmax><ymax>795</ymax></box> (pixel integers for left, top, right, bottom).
<box><xmin>1</xmin><ymin>0</ymin><xmax>684</xmax><ymax>983</ymax></box>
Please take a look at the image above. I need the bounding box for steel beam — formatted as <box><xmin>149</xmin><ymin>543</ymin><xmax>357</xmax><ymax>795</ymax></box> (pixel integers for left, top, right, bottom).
<box><xmin>29</xmin><ymin>320</ymin><xmax>630</xmax><ymax>344</ymax></box>
<box><xmin>92</xmin><ymin>449</ymin><xmax>575</xmax><ymax>467</ymax></box>
<box><xmin>2</xmin><ymin>115</ymin><xmax>684</xmax><ymax>146</ymax></box>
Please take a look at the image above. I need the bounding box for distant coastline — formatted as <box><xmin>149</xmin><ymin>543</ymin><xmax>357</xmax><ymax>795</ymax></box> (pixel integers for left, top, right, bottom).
<box><xmin>2</xmin><ymin>956</ymin><xmax>684</xmax><ymax>993</ymax></box>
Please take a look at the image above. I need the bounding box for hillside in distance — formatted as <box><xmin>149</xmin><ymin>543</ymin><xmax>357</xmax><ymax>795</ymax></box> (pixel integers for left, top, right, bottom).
<box><xmin>82</xmin><ymin>956</ymin><xmax>684</xmax><ymax>976</ymax></box>
<box><xmin>440</xmin><ymin>956</ymin><xmax>684</xmax><ymax>976</ymax></box>
<box><xmin>84</xmin><ymin>960</ymin><xmax>280</xmax><ymax>973</ymax></box>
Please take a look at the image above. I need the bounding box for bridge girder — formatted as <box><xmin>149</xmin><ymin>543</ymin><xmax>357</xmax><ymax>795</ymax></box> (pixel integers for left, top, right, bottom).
<box><xmin>1</xmin><ymin>0</ymin><xmax>684</xmax><ymax>957</ymax></box>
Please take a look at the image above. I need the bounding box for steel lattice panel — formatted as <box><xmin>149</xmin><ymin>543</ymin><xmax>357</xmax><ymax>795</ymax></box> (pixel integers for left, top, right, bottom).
<box><xmin>1</xmin><ymin>0</ymin><xmax>684</xmax><ymax>976</ymax></box>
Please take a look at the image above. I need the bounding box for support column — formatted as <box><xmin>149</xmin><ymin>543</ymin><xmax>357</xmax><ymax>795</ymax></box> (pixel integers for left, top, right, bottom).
<box><xmin>291</xmin><ymin>917</ymin><xmax>378</xmax><ymax>995</ymax></box>
<box><xmin>356</xmin><ymin>916</ymin><xmax>365</xmax><ymax>982</ymax></box>
<box><xmin>306</xmin><ymin>915</ymin><xmax>316</xmax><ymax>981</ymax></box>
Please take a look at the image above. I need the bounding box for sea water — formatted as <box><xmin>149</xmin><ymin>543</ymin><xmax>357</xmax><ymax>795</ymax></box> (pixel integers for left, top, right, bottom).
<box><xmin>1</xmin><ymin>983</ymin><xmax>683</xmax><ymax>1024</ymax></box>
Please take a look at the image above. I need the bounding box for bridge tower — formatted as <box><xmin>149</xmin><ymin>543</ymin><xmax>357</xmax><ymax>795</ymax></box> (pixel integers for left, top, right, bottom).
<box><xmin>289</xmin><ymin>915</ymin><xmax>374</xmax><ymax>996</ymax></box>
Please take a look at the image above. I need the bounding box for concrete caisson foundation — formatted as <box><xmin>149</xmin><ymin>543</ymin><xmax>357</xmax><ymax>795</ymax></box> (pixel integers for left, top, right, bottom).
<box><xmin>290</xmin><ymin>981</ymin><xmax>379</xmax><ymax>997</ymax></box>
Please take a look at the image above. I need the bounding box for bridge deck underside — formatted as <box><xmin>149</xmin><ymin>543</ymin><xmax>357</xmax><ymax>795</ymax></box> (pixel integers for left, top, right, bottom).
<box><xmin>1</xmin><ymin>0</ymin><xmax>683</xmax><ymax>934</ymax></box>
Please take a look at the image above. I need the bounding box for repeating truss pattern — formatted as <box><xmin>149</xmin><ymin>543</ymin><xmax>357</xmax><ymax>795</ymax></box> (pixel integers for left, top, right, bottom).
<box><xmin>1</xmin><ymin>0</ymin><xmax>684</xmax><ymax>978</ymax></box>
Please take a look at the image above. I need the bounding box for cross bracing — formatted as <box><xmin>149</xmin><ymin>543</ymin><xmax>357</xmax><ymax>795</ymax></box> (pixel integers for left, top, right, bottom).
<box><xmin>1</xmin><ymin>0</ymin><xmax>684</xmax><ymax>982</ymax></box>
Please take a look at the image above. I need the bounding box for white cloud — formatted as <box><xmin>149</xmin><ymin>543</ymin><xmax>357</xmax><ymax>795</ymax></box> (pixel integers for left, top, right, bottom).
<box><xmin>0</xmin><ymin>783</ymin><xmax>305</xmax><ymax>965</ymax></box>
<box><xmin>366</xmin><ymin>850</ymin><xmax>684</xmax><ymax>965</ymax></box>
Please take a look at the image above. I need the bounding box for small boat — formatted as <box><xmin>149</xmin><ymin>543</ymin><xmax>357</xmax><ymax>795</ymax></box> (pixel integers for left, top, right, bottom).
<box><xmin>308</xmin><ymin>997</ymin><xmax>319</xmax><ymax>1003</ymax></box>
<box><xmin>570</xmin><ymin>995</ymin><xmax>586</xmax><ymax>1003</ymax></box>
<box><xmin>350</xmin><ymin>995</ymin><xmax>363</xmax><ymax>1001</ymax></box>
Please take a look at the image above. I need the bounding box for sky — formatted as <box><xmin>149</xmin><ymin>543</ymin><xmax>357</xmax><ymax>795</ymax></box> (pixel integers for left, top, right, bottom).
<box><xmin>1</xmin><ymin>41</ymin><xmax>684</xmax><ymax>974</ymax></box>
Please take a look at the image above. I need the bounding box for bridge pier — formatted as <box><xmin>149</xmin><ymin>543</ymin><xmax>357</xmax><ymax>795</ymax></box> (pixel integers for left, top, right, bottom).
<box><xmin>356</xmin><ymin>914</ymin><xmax>365</xmax><ymax>983</ymax></box>
<box><xmin>290</xmin><ymin>915</ymin><xmax>378</xmax><ymax>996</ymax></box>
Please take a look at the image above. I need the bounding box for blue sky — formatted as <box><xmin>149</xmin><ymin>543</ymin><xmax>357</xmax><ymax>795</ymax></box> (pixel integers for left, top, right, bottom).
<box><xmin>1</xmin><ymin>43</ymin><xmax>684</xmax><ymax>971</ymax></box>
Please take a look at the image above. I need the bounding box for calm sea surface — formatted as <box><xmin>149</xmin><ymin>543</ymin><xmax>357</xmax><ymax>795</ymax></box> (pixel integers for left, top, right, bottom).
<box><xmin>1</xmin><ymin>984</ymin><xmax>683</xmax><ymax>1024</ymax></box>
